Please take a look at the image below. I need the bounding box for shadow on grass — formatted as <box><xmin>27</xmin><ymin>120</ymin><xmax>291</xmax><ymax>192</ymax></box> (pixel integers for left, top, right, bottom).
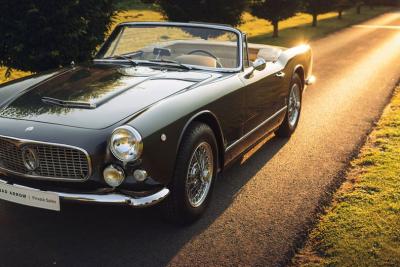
<box><xmin>248</xmin><ymin>7</ymin><xmax>392</xmax><ymax>47</ymax></box>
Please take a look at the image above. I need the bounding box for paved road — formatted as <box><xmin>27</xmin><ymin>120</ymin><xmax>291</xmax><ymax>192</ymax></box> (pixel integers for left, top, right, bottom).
<box><xmin>1</xmin><ymin>12</ymin><xmax>400</xmax><ymax>267</ymax></box>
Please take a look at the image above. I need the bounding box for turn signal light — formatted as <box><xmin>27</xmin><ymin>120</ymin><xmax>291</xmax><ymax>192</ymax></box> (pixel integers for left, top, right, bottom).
<box><xmin>103</xmin><ymin>165</ymin><xmax>126</xmax><ymax>187</ymax></box>
<box><xmin>134</xmin><ymin>169</ymin><xmax>148</xmax><ymax>182</ymax></box>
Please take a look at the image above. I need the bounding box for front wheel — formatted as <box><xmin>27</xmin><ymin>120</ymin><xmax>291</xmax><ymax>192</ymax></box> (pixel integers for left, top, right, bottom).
<box><xmin>163</xmin><ymin>122</ymin><xmax>218</xmax><ymax>225</ymax></box>
<box><xmin>275</xmin><ymin>74</ymin><xmax>303</xmax><ymax>138</ymax></box>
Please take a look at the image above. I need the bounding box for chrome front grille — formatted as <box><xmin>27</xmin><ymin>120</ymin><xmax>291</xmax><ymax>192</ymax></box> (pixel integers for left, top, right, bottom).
<box><xmin>0</xmin><ymin>136</ymin><xmax>91</xmax><ymax>181</ymax></box>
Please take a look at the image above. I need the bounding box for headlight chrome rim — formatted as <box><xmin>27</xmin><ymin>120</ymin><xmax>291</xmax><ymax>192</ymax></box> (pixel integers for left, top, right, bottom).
<box><xmin>109</xmin><ymin>125</ymin><xmax>143</xmax><ymax>162</ymax></box>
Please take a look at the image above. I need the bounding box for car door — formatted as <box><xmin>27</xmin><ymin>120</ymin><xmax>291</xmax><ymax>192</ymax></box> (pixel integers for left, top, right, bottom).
<box><xmin>240</xmin><ymin>61</ymin><xmax>286</xmax><ymax>135</ymax></box>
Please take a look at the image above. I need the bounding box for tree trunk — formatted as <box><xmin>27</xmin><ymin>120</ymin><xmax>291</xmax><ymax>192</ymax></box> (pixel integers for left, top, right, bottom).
<box><xmin>5</xmin><ymin>67</ymin><xmax>12</xmax><ymax>79</ymax></box>
<box><xmin>272</xmin><ymin>21</ymin><xmax>279</xmax><ymax>38</ymax></box>
<box><xmin>312</xmin><ymin>14</ymin><xmax>318</xmax><ymax>27</ymax></box>
<box><xmin>357</xmin><ymin>5</ymin><xmax>362</xmax><ymax>14</ymax></box>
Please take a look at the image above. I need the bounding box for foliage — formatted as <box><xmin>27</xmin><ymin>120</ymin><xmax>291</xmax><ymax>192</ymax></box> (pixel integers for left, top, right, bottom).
<box><xmin>249</xmin><ymin>0</ymin><xmax>300</xmax><ymax>37</ymax></box>
<box><xmin>364</xmin><ymin>0</ymin><xmax>400</xmax><ymax>6</ymax></box>
<box><xmin>0</xmin><ymin>0</ymin><xmax>117</xmax><ymax>72</ymax></box>
<box><xmin>335</xmin><ymin>0</ymin><xmax>353</xmax><ymax>19</ymax></box>
<box><xmin>116</xmin><ymin>0</ymin><xmax>155</xmax><ymax>10</ymax></box>
<box><xmin>302</xmin><ymin>0</ymin><xmax>336</xmax><ymax>26</ymax></box>
<box><xmin>142</xmin><ymin>0</ymin><xmax>247</xmax><ymax>26</ymax></box>
<box><xmin>349</xmin><ymin>0</ymin><xmax>364</xmax><ymax>13</ymax></box>
<box><xmin>350</xmin><ymin>0</ymin><xmax>399</xmax><ymax>14</ymax></box>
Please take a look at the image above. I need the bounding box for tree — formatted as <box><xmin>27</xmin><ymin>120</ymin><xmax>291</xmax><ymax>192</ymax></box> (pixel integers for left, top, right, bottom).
<box><xmin>302</xmin><ymin>0</ymin><xmax>335</xmax><ymax>27</ymax></box>
<box><xmin>352</xmin><ymin>0</ymin><xmax>374</xmax><ymax>15</ymax></box>
<box><xmin>336</xmin><ymin>0</ymin><xmax>352</xmax><ymax>19</ymax></box>
<box><xmin>353</xmin><ymin>0</ymin><xmax>364</xmax><ymax>14</ymax></box>
<box><xmin>143</xmin><ymin>0</ymin><xmax>247</xmax><ymax>27</ymax></box>
<box><xmin>364</xmin><ymin>0</ymin><xmax>376</xmax><ymax>9</ymax></box>
<box><xmin>0</xmin><ymin>0</ymin><xmax>116</xmax><ymax>73</ymax></box>
<box><xmin>354</xmin><ymin>0</ymin><xmax>400</xmax><ymax>14</ymax></box>
<box><xmin>249</xmin><ymin>0</ymin><xmax>300</xmax><ymax>38</ymax></box>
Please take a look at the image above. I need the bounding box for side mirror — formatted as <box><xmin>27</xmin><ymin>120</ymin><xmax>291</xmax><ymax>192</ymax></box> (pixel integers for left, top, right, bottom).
<box><xmin>245</xmin><ymin>58</ymin><xmax>266</xmax><ymax>79</ymax></box>
<box><xmin>253</xmin><ymin>58</ymin><xmax>267</xmax><ymax>71</ymax></box>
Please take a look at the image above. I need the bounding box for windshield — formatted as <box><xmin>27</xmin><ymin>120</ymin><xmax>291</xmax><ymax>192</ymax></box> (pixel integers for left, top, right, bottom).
<box><xmin>96</xmin><ymin>24</ymin><xmax>241</xmax><ymax>71</ymax></box>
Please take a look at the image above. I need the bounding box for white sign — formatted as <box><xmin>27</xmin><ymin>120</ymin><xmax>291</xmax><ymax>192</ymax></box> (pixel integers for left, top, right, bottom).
<box><xmin>0</xmin><ymin>182</ymin><xmax>60</xmax><ymax>211</ymax></box>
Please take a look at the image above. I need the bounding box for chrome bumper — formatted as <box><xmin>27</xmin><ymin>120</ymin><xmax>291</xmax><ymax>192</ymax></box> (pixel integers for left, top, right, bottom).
<box><xmin>57</xmin><ymin>188</ymin><xmax>170</xmax><ymax>207</ymax></box>
<box><xmin>0</xmin><ymin>179</ymin><xmax>170</xmax><ymax>208</ymax></box>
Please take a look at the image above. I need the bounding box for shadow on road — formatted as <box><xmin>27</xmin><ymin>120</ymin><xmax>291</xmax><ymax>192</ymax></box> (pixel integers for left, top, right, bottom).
<box><xmin>0</xmin><ymin>135</ymin><xmax>288</xmax><ymax>266</ymax></box>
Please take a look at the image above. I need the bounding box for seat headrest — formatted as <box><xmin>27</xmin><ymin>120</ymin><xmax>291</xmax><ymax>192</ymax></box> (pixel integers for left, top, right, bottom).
<box><xmin>257</xmin><ymin>47</ymin><xmax>282</xmax><ymax>62</ymax></box>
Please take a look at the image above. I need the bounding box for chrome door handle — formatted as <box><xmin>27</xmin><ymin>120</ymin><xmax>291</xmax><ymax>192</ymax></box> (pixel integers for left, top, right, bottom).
<box><xmin>275</xmin><ymin>71</ymin><xmax>286</xmax><ymax>78</ymax></box>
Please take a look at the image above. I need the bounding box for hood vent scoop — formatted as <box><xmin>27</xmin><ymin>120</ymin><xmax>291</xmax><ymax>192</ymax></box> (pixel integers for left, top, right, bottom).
<box><xmin>42</xmin><ymin>97</ymin><xmax>97</xmax><ymax>109</ymax></box>
<box><xmin>118</xmin><ymin>67</ymin><xmax>162</xmax><ymax>77</ymax></box>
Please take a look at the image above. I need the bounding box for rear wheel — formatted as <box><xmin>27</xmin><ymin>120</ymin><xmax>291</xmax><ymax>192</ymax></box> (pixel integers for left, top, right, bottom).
<box><xmin>163</xmin><ymin>122</ymin><xmax>218</xmax><ymax>225</ymax></box>
<box><xmin>275</xmin><ymin>74</ymin><xmax>303</xmax><ymax>138</ymax></box>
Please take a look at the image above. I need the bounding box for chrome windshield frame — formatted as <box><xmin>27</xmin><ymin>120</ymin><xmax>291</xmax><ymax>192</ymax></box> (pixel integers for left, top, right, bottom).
<box><xmin>95</xmin><ymin>22</ymin><xmax>244</xmax><ymax>73</ymax></box>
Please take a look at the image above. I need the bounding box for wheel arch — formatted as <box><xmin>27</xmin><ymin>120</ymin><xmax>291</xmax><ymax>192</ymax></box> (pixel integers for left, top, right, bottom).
<box><xmin>293</xmin><ymin>65</ymin><xmax>305</xmax><ymax>89</ymax></box>
<box><xmin>177</xmin><ymin>110</ymin><xmax>225</xmax><ymax>172</ymax></box>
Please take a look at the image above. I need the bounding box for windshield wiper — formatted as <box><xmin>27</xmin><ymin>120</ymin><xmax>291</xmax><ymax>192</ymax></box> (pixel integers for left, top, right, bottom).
<box><xmin>98</xmin><ymin>56</ymin><xmax>193</xmax><ymax>70</ymax></box>
<box><xmin>111</xmin><ymin>55</ymin><xmax>138</xmax><ymax>66</ymax></box>
<box><xmin>42</xmin><ymin>97</ymin><xmax>96</xmax><ymax>109</ymax></box>
<box><xmin>148</xmin><ymin>59</ymin><xmax>193</xmax><ymax>70</ymax></box>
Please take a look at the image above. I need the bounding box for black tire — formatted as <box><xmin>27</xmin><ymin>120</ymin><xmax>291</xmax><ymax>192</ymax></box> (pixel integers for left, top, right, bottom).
<box><xmin>163</xmin><ymin>122</ymin><xmax>218</xmax><ymax>225</ymax></box>
<box><xmin>275</xmin><ymin>73</ymin><xmax>303</xmax><ymax>138</ymax></box>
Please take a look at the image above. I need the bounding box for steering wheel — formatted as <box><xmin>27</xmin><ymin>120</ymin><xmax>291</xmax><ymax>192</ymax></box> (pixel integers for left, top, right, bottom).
<box><xmin>188</xmin><ymin>49</ymin><xmax>223</xmax><ymax>68</ymax></box>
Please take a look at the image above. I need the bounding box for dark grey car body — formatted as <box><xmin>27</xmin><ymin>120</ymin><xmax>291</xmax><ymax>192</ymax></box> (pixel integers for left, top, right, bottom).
<box><xmin>0</xmin><ymin>22</ymin><xmax>313</xmax><ymax>207</ymax></box>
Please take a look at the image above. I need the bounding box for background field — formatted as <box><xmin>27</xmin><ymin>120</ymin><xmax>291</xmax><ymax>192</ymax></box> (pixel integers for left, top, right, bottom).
<box><xmin>0</xmin><ymin>4</ymin><xmax>391</xmax><ymax>84</ymax></box>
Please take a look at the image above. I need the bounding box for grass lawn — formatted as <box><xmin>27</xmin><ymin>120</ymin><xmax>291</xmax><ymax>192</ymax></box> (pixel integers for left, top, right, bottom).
<box><xmin>294</xmin><ymin>87</ymin><xmax>400</xmax><ymax>267</ymax></box>
<box><xmin>114</xmin><ymin>5</ymin><xmax>391</xmax><ymax>47</ymax></box>
<box><xmin>0</xmin><ymin>68</ymin><xmax>30</xmax><ymax>84</ymax></box>
<box><xmin>0</xmin><ymin>5</ymin><xmax>391</xmax><ymax>84</ymax></box>
<box><xmin>245</xmin><ymin>6</ymin><xmax>391</xmax><ymax>47</ymax></box>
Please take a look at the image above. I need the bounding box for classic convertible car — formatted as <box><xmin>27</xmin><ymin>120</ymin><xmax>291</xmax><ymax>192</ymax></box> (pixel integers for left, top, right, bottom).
<box><xmin>0</xmin><ymin>22</ymin><xmax>314</xmax><ymax>223</ymax></box>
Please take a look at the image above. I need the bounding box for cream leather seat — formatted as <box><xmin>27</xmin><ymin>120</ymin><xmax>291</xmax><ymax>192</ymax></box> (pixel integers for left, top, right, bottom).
<box><xmin>175</xmin><ymin>54</ymin><xmax>217</xmax><ymax>68</ymax></box>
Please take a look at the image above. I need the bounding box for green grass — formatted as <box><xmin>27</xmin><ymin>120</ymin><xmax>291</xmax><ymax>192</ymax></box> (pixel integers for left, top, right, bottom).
<box><xmin>113</xmin><ymin>5</ymin><xmax>391</xmax><ymax>47</ymax></box>
<box><xmin>0</xmin><ymin>68</ymin><xmax>30</xmax><ymax>84</ymax></box>
<box><xmin>246</xmin><ymin>6</ymin><xmax>391</xmax><ymax>47</ymax></box>
<box><xmin>295</xmin><ymin>87</ymin><xmax>400</xmax><ymax>267</ymax></box>
<box><xmin>0</xmin><ymin>5</ymin><xmax>391</xmax><ymax>84</ymax></box>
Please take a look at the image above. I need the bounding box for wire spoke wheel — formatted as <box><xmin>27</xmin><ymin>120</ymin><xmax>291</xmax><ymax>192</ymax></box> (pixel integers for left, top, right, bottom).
<box><xmin>185</xmin><ymin>142</ymin><xmax>214</xmax><ymax>208</ymax></box>
<box><xmin>288</xmin><ymin>83</ymin><xmax>301</xmax><ymax>128</ymax></box>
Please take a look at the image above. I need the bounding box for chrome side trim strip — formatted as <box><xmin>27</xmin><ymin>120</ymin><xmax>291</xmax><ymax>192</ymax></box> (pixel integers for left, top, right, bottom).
<box><xmin>226</xmin><ymin>106</ymin><xmax>287</xmax><ymax>151</ymax></box>
<box><xmin>0</xmin><ymin>134</ymin><xmax>92</xmax><ymax>182</ymax></box>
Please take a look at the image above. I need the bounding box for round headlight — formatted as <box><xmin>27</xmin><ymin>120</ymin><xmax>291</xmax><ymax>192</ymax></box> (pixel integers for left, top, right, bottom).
<box><xmin>110</xmin><ymin>126</ymin><xmax>143</xmax><ymax>162</ymax></box>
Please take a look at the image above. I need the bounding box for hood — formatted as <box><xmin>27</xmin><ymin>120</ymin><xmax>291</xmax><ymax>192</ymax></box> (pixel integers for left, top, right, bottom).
<box><xmin>0</xmin><ymin>64</ymin><xmax>215</xmax><ymax>129</ymax></box>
